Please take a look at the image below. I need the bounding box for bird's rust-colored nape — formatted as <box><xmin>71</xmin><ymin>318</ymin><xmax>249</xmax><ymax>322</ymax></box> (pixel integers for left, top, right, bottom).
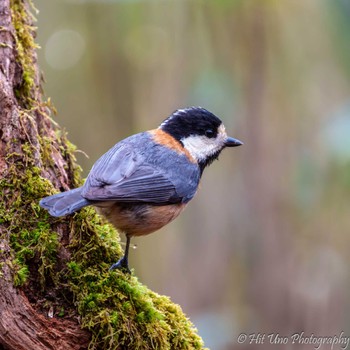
<box><xmin>148</xmin><ymin>129</ymin><xmax>196</xmax><ymax>163</ymax></box>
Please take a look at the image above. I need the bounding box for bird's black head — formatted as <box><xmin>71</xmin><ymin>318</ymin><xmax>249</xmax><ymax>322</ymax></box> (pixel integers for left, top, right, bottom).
<box><xmin>160</xmin><ymin>107</ymin><xmax>222</xmax><ymax>141</ymax></box>
<box><xmin>159</xmin><ymin>107</ymin><xmax>242</xmax><ymax>172</ymax></box>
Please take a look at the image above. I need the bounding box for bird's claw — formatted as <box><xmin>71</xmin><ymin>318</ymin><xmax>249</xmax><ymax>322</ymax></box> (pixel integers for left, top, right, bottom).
<box><xmin>109</xmin><ymin>256</ymin><xmax>131</xmax><ymax>274</ymax></box>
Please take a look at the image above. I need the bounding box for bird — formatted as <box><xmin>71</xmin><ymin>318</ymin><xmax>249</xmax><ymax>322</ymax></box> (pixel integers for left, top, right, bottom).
<box><xmin>40</xmin><ymin>107</ymin><xmax>242</xmax><ymax>273</ymax></box>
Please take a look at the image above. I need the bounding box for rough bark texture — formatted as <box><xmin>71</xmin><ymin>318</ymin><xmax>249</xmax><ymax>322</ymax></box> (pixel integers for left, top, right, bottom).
<box><xmin>0</xmin><ymin>1</ymin><xmax>205</xmax><ymax>350</ymax></box>
<box><xmin>0</xmin><ymin>266</ymin><xmax>90</xmax><ymax>350</ymax></box>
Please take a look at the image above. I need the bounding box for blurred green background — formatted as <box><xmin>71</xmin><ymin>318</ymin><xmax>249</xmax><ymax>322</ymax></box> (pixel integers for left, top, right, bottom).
<box><xmin>35</xmin><ymin>0</ymin><xmax>350</xmax><ymax>349</ymax></box>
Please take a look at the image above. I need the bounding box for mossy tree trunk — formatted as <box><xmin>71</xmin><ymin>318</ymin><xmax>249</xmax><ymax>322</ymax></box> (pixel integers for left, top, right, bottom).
<box><xmin>0</xmin><ymin>0</ymin><xmax>91</xmax><ymax>348</ymax></box>
<box><xmin>0</xmin><ymin>1</ymin><xmax>205</xmax><ymax>350</ymax></box>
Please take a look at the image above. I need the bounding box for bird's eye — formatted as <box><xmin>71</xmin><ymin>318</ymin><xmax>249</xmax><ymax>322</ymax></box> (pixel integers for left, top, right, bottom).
<box><xmin>205</xmin><ymin>129</ymin><xmax>215</xmax><ymax>138</ymax></box>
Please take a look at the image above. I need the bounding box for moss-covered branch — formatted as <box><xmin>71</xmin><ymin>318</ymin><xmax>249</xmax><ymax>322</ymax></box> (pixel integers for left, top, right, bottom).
<box><xmin>0</xmin><ymin>1</ymin><xmax>206</xmax><ymax>349</ymax></box>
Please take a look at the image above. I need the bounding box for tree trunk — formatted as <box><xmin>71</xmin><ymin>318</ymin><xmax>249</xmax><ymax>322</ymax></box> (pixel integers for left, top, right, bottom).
<box><xmin>0</xmin><ymin>1</ymin><xmax>205</xmax><ymax>349</ymax></box>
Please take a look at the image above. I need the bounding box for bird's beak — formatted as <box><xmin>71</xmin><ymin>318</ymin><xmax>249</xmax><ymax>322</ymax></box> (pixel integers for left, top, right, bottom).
<box><xmin>225</xmin><ymin>137</ymin><xmax>243</xmax><ymax>147</ymax></box>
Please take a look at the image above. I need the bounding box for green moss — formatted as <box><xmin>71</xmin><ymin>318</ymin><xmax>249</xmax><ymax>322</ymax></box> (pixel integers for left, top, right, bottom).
<box><xmin>0</xmin><ymin>262</ymin><xmax>4</xmax><ymax>278</ymax></box>
<box><xmin>1</xmin><ymin>164</ymin><xmax>59</xmax><ymax>287</ymax></box>
<box><xmin>10</xmin><ymin>0</ymin><xmax>40</xmax><ymax>106</ymax></box>
<box><xmin>13</xmin><ymin>264</ymin><xmax>29</xmax><ymax>286</ymax></box>
<box><xmin>0</xmin><ymin>42</ymin><xmax>13</xmax><ymax>48</ymax></box>
<box><xmin>0</xmin><ymin>113</ymin><xmax>62</xmax><ymax>289</ymax></box>
<box><xmin>58</xmin><ymin>307</ymin><xmax>65</xmax><ymax>317</ymax></box>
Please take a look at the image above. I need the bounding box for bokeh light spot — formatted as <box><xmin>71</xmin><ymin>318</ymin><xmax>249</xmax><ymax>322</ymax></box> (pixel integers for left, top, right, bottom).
<box><xmin>45</xmin><ymin>29</ymin><xmax>86</xmax><ymax>70</ymax></box>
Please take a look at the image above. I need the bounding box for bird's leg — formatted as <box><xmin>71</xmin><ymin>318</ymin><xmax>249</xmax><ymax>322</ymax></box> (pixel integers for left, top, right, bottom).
<box><xmin>109</xmin><ymin>235</ymin><xmax>131</xmax><ymax>273</ymax></box>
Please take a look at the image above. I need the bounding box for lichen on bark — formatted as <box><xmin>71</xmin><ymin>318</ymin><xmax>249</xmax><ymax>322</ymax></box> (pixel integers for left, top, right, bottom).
<box><xmin>0</xmin><ymin>1</ymin><xmax>206</xmax><ymax>349</ymax></box>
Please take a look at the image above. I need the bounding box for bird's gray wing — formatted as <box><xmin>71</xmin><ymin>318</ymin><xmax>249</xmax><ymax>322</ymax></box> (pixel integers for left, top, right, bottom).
<box><xmin>81</xmin><ymin>143</ymin><xmax>181</xmax><ymax>204</ymax></box>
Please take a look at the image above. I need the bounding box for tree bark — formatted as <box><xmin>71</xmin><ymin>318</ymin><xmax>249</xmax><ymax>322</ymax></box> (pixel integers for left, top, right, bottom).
<box><xmin>0</xmin><ymin>1</ymin><xmax>204</xmax><ymax>349</ymax></box>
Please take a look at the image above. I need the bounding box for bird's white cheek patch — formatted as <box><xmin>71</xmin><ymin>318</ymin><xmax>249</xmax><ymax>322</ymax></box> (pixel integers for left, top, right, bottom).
<box><xmin>181</xmin><ymin>134</ymin><xmax>226</xmax><ymax>162</ymax></box>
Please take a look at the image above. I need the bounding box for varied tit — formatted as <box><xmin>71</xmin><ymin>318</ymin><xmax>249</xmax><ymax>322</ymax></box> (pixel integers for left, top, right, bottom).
<box><xmin>40</xmin><ymin>107</ymin><xmax>243</xmax><ymax>273</ymax></box>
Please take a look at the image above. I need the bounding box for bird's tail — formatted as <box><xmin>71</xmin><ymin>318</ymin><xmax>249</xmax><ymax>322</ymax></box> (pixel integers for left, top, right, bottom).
<box><xmin>39</xmin><ymin>187</ymin><xmax>91</xmax><ymax>217</ymax></box>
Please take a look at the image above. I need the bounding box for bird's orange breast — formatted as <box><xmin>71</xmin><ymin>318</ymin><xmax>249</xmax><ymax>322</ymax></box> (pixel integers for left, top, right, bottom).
<box><xmin>96</xmin><ymin>202</ymin><xmax>186</xmax><ymax>237</ymax></box>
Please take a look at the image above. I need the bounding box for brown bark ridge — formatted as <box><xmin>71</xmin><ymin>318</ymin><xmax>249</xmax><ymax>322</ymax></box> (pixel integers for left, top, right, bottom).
<box><xmin>0</xmin><ymin>0</ymin><xmax>90</xmax><ymax>348</ymax></box>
